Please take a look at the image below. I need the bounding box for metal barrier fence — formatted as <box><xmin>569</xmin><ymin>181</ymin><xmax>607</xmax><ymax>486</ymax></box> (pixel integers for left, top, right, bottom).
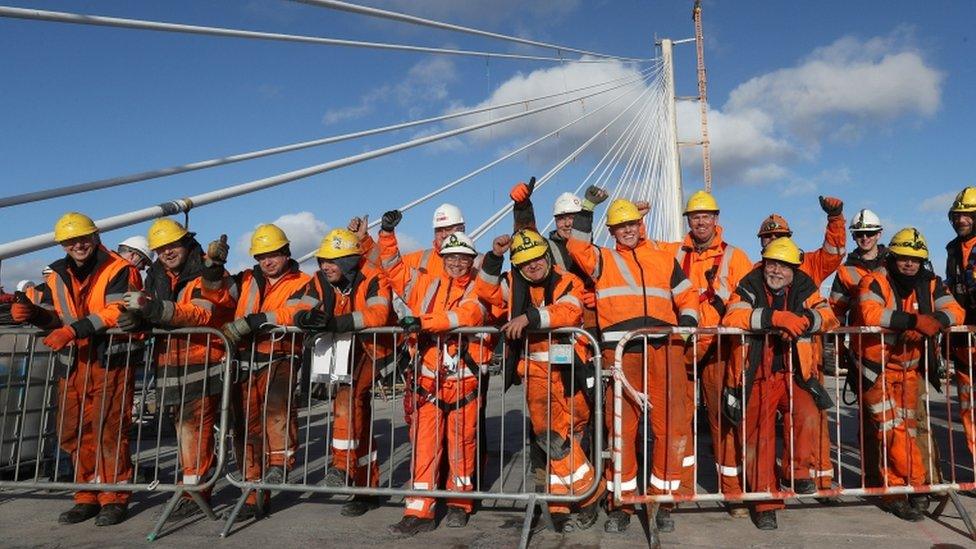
<box><xmin>610</xmin><ymin>325</ymin><xmax>976</xmax><ymax>540</ymax></box>
<box><xmin>0</xmin><ymin>326</ymin><xmax>234</xmax><ymax>541</ymax></box>
<box><xmin>220</xmin><ymin>326</ymin><xmax>604</xmax><ymax>548</ymax></box>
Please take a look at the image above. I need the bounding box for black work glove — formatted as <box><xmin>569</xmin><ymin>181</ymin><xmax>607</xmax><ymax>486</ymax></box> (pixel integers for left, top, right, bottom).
<box><xmin>381</xmin><ymin>210</ymin><xmax>403</xmax><ymax>232</ymax></box>
<box><xmin>295</xmin><ymin>308</ymin><xmax>332</xmax><ymax>330</ymax></box>
<box><xmin>399</xmin><ymin>316</ymin><xmax>422</xmax><ymax>333</ymax></box>
<box><xmin>819</xmin><ymin>196</ymin><xmax>843</xmax><ymax>217</ymax></box>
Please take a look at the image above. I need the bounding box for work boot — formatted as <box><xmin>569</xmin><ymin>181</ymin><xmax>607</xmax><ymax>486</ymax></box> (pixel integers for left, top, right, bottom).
<box><xmin>323</xmin><ymin>467</ymin><xmax>347</xmax><ymax>488</ymax></box>
<box><xmin>784</xmin><ymin>479</ymin><xmax>816</xmax><ymax>494</ymax></box>
<box><xmin>603</xmin><ymin>510</ymin><xmax>631</xmax><ymax>533</ymax></box>
<box><xmin>883</xmin><ymin>499</ymin><xmax>925</xmax><ymax>522</ymax></box>
<box><xmin>725</xmin><ymin>502</ymin><xmax>750</xmax><ymax>518</ymax></box>
<box><xmin>752</xmin><ymin>510</ymin><xmax>778</xmax><ymax>530</ymax></box>
<box><xmin>444</xmin><ymin>506</ymin><xmax>469</xmax><ymax>528</ymax></box>
<box><xmin>655</xmin><ymin>507</ymin><xmax>675</xmax><ymax>533</ymax></box>
<box><xmin>58</xmin><ymin>503</ymin><xmax>100</xmax><ymax>524</ymax></box>
<box><xmin>388</xmin><ymin>516</ymin><xmax>436</xmax><ymax>537</ymax></box>
<box><xmin>341</xmin><ymin>496</ymin><xmax>380</xmax><ymax>517</ymax></box>
<box><xmin>574</xmin><ymin>499</ymin><xmax>600</xmax><ymax>530</ymax></box>
<box><xmin>263</xmin><ymin>465</ymin><xmax>285</xmax><ymax>485</ymax></box>
<box><xmin>94</xmin><ymin>504</ymin><xmax>127</xmax><ymax>527</ymax></box>
<box><xmin>235</xmin><ymin>503</ymin><xmax>261</xmax><ymax>521</ymax></box>
<box><xmin>166</xmin><ymin>497</ymin><xmax>204</xmax><ymax>522</ymax></box>
<box><xmin>551</xmin><ymin>513</ymin><xmax>573</xmax><ymax>533</ymax></box>
<box><xmin>909</xmin><ymin>495</ymin><xmax>930</xmax><ymax>514</ymax></box>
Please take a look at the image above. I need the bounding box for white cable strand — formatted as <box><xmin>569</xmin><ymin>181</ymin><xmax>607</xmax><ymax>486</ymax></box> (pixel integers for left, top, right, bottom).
<box><xmin>0</xmin><ymin>6</ymin><xmax>637</xmax><ymax>64</ymax></box>
<box><xmin>290</xmin><ymin>0</ymin><xmax>649</xmax><ymax>62</ymax></box>
<box><xmin>0</xmin><ymin>68</ymin><xmax>653</xmax><ymax>208</ymax></box>
<box><xmin>0</xmin><ymin>71</ymin><xmax>648</xmax><ymax>260</ymax></box>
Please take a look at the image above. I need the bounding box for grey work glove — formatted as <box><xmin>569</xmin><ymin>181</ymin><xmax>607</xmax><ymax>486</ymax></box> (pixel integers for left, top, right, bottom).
<box><xmin>582</xmin><ymin>185</ymin><xmax>609</xmax><ymax>211</ymax></box>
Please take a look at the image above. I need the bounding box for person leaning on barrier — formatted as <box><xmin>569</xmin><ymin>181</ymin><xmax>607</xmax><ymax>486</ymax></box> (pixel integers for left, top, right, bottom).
<box><xmin>946</xmin><ymin>186</ymin><xmax>976</xmax><ymax>458</ymax></box>
<box><xmin>215</xmin><ymin>224</ymin><xmax>312</xmax><ymax>520</ymax></box>
<box><xmin>757</xmin><ymin>196</ymin><xmax>847</xmax><ymax>500</ymax></box>
<box><xmin>721</xmin><ymin>236</ymin><xmax>839</xmax><ymax>531</ymax></box>
<box><xmin>120</xmin><ymin>218</ymin><xmax>236</xmax><ymax>522</ymax></box>
<box><xmin>10</xmin><ymin>212</ymin><xmax>142</xmax><ymax>526</ymax></box>
<box><xmin>852</xmin><ymin>227</ymin><xmax>962</xmax><ymax>522</ymax></box>
<box><xmin>476</xmin><ymin>229</ymin><xmax>603</xmax><ymax>533</ymax></box>
<box><xmin>378</xmin><ymin>209</ymin><xmax>491</xmax><ymax>537</ymax></box>
<box><xmin>292</xmin><ymin>228</ymin><xmax>394</xmax><ymax>517</ymax></box>
<box><xmin>565</xmin><ymin>197</ymin><xmax>699</xmax><ymax>534</ymax></box>
<box><xmin>648</xmin><ymin>190</ymin><xmax>754</xmax><ymax>518</ymax></box>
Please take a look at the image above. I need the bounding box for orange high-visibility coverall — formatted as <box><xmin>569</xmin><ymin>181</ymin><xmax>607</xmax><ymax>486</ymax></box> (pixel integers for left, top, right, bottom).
<box><xmin>756</xmin><ymin>215</ymin><xmax>846</xmax><ymax>490</ymax></box>
<box><xmin>853</xmin><ymin>270</ymin><xmax>963</xmax><ymax>498</ymax></box>
<box><xmin>144</xmin><ymin>242</ymin><xmax>235</xmax><ymax>497</ymax></box>
<box><xmin>653</xmin><ymin>226</ymin><xmax>753</xmax><ymax>495</ymax></box>
<box><xmin>476</xmin><ymin>251</ymin><xmax>600</xmax><ymax>514</ymax></box>
<box><xmin>225</xmin><ymin>260</ymin><xmax>311</xmax><ymax>503</ymax></box>
<box><xmin>300</xmin><ymin>260</ymin><xmax>394</xmax><ymax>487</ymax></box>
<box><xmin>39</xmin><ymin>246</ymin><xmax>142</xmax><ymax>506</ymax></box>
<box><xmin>566</xmin><ymin>211</ymin><xmax>699</xmax><ymax>510</ymax></box>
<box><xmin>946</xmin><ymin>233</ymin><xmax>976</xmax><ymax>457</ymax></box>
<box><xmin>722</xmin><ymin>267</ymin><xmax>838</xmax><ymax>513</ymax></box>
<box><xmin>379</xmin><ymin>230</ymin><xmax>491</xmax><ymax>520</ymax></box>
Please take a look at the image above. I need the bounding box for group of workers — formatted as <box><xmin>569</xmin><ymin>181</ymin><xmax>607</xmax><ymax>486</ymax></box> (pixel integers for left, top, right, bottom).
<box><xmin>6</xmin><ymin>181</ymin><xmax>976</xmax><ymax>536</ymax></box>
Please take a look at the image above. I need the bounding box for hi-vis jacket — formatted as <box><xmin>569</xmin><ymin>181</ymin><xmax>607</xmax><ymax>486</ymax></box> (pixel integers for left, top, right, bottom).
<box><xmin>652</xmin><ymin>226</ymin><xmax>752</xmax><ymax>329</ymax></box>
<box><xmin>362</xmin><ymin>233</ymin><xmax>443</xmax><ymax>277</ymax></box>
<box><xmin>378</xmin><ymin>231</ymin><xmax>491</xmax><ymax>376</ymax></box>
<box><xmin>853</xmin><ymin>269</ymin><xmax>963</xmax><ymax>381</ymax></box>
<box><xmin>41</xmin><ymin>246</ymin><xmax>143</xmax><ymax>369</ymax></box>
<box><xmin>722</xmin><ymin>268</ymin><xmax>838</xmax><ymax>387</ymax></box>
<box><xmin>475</xmin><ymin>252</ymin><xmax>589</xmax><ymax>369</ymax></box>
<box><xmin>828</xmin><ymin>246</ymin><xmax>887</xmax><ymax>324</ymax></box>
<box><xmin>566</xmin><ymin>212</ymin><xmax>699</xmax><ymax>351</ymax></box>
<box><xmin>228</xmin><ymin>260</ymin><xmax>312</xmax><ymax>361</ymax></box>
<box><xmin>300</xmin><ymin>259</ymin><xmax>395</xmax><ymax>362</ymax></box>
<box><xmin>144</xmin><ymin>241</ymin><xmax>236</xmax><ymax>367</ymax></box>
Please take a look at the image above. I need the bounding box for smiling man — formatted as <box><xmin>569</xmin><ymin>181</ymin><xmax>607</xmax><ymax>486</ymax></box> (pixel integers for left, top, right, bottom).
<box><xmin>945</xmin><ymin>186</ymin><xmax>976</xmax><ymax>460</ymax></box>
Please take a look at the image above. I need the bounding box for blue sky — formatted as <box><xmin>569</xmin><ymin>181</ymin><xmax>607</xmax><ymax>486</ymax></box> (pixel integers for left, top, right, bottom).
<box><xmin>1</xmin><ymin>0</ymin><xmax>974</xmax><ymax>289</ymax></box>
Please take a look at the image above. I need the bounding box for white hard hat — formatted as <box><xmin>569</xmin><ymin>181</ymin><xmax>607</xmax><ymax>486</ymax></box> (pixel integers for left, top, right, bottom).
<box><xmin>850</xmin><ymin>209</ymin><xmax>882</xmax><ymax>233</ymax></box>
<box><xmin>118</xmin><ymin>235</ymin><xmax>152</xmax><ymax>261</ymax></box>
<box><xmin>438</xmin><ymin>231</ymin><xmax>478</xmax><ymax>256</ymax></box>
<box><xmin>432</xmin><ymin>203</ymin><xmax>464</xmax><ymax>229</ymax></box>
<box><xmin>553</xmin><ymin>192</ymin><xmax>583</xmax><ymax>216</ymax></box>
<box><xmin>15</xmin><ymin>280</ymin><xmax>34</xmax><ymax>292</ymax></box>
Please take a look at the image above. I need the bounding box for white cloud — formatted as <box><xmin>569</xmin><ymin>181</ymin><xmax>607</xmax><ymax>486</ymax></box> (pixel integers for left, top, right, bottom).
<box><xmin>323</xmin><ymin>57</ymin><xmax>458</xmax><ymax>125</ymax></box>
<box><xmin>234</xmin><ymin>211</ymin><xmax>330</xmax><ymax>270</ymax></box>
<box><xmin>919</xmin><ymin>191</ymin><xmax>956</xmax><ymax>213</ymax></box>
<box><xmin>1</xmin><ymin>257</ymin><xmax>50</xmax><ymax>293</ymax></box>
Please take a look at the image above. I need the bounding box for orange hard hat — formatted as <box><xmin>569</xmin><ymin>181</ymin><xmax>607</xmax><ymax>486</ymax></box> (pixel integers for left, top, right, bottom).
<box><xmin>757</xmin><ymin>214</ymin><xmax>792</xmax><ymax>238</ymax></box>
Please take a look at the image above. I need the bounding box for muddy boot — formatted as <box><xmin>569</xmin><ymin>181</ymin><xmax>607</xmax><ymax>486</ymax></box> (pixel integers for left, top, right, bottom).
<box><xmin>341</xmin><ymin>496</ymin><xmax>380</xmax><ymax>517</ymax></box>
<box><xmin>388</xmin><ymin>516</ymin><xmax>436</xmax><ymax>537</ymax></box>
<box><xmin>551</xmin><ymin>513</ymin><xmax>573</xmax><ymax>533</ymax></box>
<box><xmin>444</xmin><ymin>506</ymin><xmax>469</xmax><ymax>528</ymax></box>
<box><xmin>655</xmin><ymin>507</ymin><xmax>675</xmax><ymax>533</ymax></box>
<box><xmin>883</xmin><ymin>499</ymin><xmax>924</xmax><ymax>522</ymax></box>
<box><xmin>236</xmin><ymin>503</ymin><xmax>260</xmax><ymax>521</ymax></box>
<box><xmin>604</xmin><ymin>509</ymin><xmax>631</xmax><ymax>533</ymax></box>
<box><xmin>323</xmin><ymin>467</ymin><xmax>347</xmax><ymax>488</ymax></box>
<box><xmin>263</xmin><ymin>465</ymin><xmax>285</xmax><ymax>485</ymax></box>
<box><xmin>575</xmin><ymin>499</ymin><xmax>600</xmax><ymax>530</ymax></box>
<box><xmin>725</xmin><ymin>502</ymin><xmax>750</xmax><ymax>518</ymax></box>
<box><xmin>166</xmin><ymin>497</ymin><xmax>205</xmax><ymax>522</ymax></box>
<box><xmin>908</xmin><ymin>494</ymin><xmax>929</xmax><ymax>514</ymax></box>
<box><xmin>58</xmin><ymin>503</ymin><xmax>100</xmax><ymax>524</ymax></box>
<box><xmin>94</xmin><ymin>504</ymin><xmax>127</xmax><ymax>527</ymax></box>
<box><xmin>752</xmin><ymin>510</ymin><xmax>777</xmax><ymax>530</ymax></box>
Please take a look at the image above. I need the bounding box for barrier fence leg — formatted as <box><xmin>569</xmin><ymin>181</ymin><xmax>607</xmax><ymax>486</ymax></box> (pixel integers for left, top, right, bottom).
<box><xmin>643</xmin><ymin>501</ymin><xmax>661</xmax><ymax>549</ymax></box>
<box><xmin>189</xmin><ymin>490</ymin><xmax>218</xmax><ymax>521</ymax></box>
<box><xmin>518</xmin><ymin>494</ymin><xmax>539</xmax><ymax>549</ymax></box>
<box><xmin>147</xmin><ymin>490</ymin><xmax>184</xmax><ymax>542</ymax></box>
<box><xmin>221</xmin><ymin>489</ymin><xmax>253</xmax><ymax>537</ymax></box>
<box><xmin>930</xmin><ymin>490</ymin><xmax>976</xmax><ymax>541</ymax></box>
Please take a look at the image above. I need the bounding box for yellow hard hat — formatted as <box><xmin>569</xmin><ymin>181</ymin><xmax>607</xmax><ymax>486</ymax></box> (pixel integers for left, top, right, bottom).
<box><xmin>762</xmin><ymin>237</ymin><xmax>802</xmax><ymax>266</ymax></box>
<box><xmin>510</xmin><ymin>229</ymin><xmax>549</xmax><ymax>265</ymax></box>
<box><xmin>606</xmin><ymin>199</ymin><xmax>641</xmax><ymax>226</ymax></box>
<box><xmin>949</xmin><ymin>187</ymin><xmax>976</xmax><ymax>215</ymax></box>
<box><xmin>54</xmin><ymin>212</ymin><xmax>98</xmax><ymax>243</ymax></box>
<box><xmin>315</xmin><ymin>228</ymin><xmax>361</xmax><ymax>260</ymax></box>
<box><xmin>888</xmin><ymin>227</ymin><xmax>929</xmax><ymax>259</ymax></box>
<box><xmin>683</xmin><ymin>190</ymin><xmax>719</xmax><ymax>215</ymax></box>
<box><xmin>249</xmin><ymin>224</ymin><xmax>290</xmax><ymax>256</ymax></box>
<box><xmin>147</xmin><ymin>218</ymin><xmax>189</xmax><ymax>251</ymax></box>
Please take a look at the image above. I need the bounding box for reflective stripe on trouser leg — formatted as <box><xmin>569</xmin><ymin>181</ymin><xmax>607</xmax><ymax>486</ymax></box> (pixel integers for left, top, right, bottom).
<box><xmin>864</xmin><ymin>369</ymin><xmax>925</xmax><ymax>489</ymax></box>
<box><xmin>175</xmin><ymin>394</ymin><xmax>218</xmax><ymax>499</ymax></box>
<box><xmin>57</xmin><ymin>358</ymin><xmax>135</xmax><ymax>505</ymax></box>
<box><xmin>331</xmin><ymin>359</ymin><xmax>380</xmax><ymax>487</ymax></box>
